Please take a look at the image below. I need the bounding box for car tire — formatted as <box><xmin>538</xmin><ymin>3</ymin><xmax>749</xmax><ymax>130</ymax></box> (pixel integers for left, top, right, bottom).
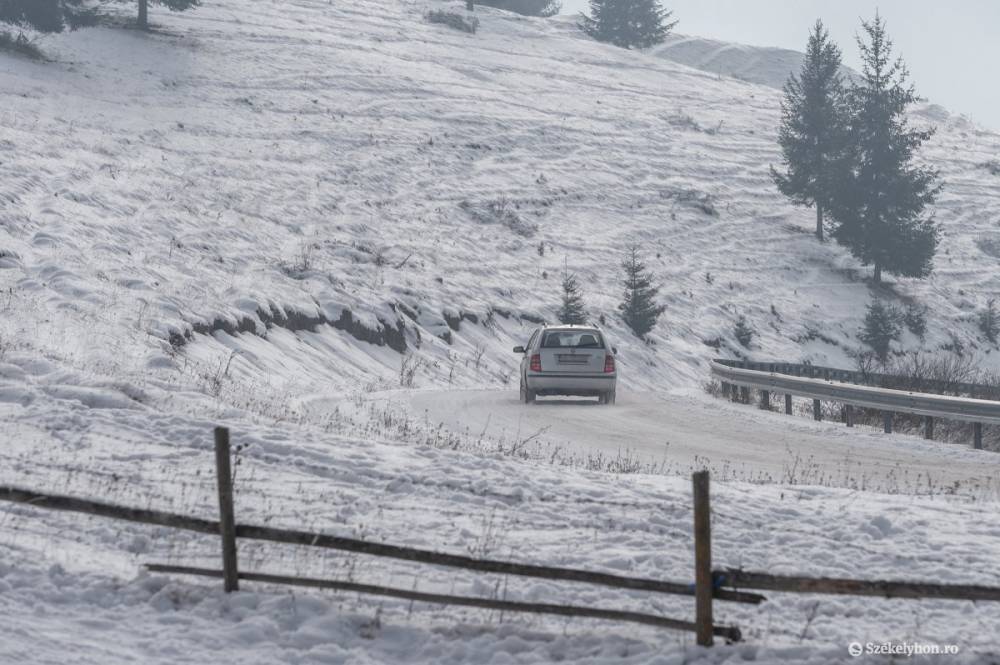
<box><xmin>602</xmin><ymin>390</ymin><xmax>616</xmax><ymax>405</ymax></box>
<box><xmin>520</xmin><ymin>378</ymin><xmax>535</xmax><ymax>404</ymax></box>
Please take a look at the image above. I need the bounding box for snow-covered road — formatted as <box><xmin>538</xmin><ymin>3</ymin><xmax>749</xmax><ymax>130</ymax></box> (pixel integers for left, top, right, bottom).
<box><xmin>410</xmin><ymin>389</ymin><xmax>999</xmax><ymax>495</ymax></box>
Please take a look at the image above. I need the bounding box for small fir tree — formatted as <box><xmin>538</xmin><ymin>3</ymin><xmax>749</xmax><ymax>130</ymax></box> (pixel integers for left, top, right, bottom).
<box><xmin>580</xmin><ymin>0</ymin><xmax>676</xmax><ymax>50</ymax></box>
<box><xmin>903</xmin><ymin>303</ymin><xmax>928</xmax><ymax>339</ymax></box>
<box><xmin>831</xmin><ymin>13</ymin><xmax>941</xmax><ymax>283</ymax></box>
<box><xmin>734</xmin><ymin>315</ymin><xmax>755</xmax><ymax>349</ymax></box>
<box><xmin>619</xmin><ymin>246</ymin><xmax>665</xmax><ymax>338</ymax></box>
<box><xmin>980</xmin><ymin>299</ymin><xmax>999</xmax><ymax>344</ymax></box>
<box><xmin>557</xmin><ymin>270</ymin><xmax>587</xmax><ymax>325</ymax></box>
<box><xmin>860</xmin><ymin>300</ymin><xmax>902</xmax><ymax>361</ymax></box>
<box><xmin>771</xmin><ymin>20</ymin><xmax>850</xmax><ymax>242</ymax></box>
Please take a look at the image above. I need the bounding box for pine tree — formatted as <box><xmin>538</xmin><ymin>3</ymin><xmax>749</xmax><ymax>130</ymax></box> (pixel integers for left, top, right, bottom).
<box><xmin>580</xmin><ymin>0</ymin><xmax>676</xmax><ymax>50</ymax></box>
<box><xmin>733</xmin><ymin>315</ymin><xmax>755</xmax><ymax>348</ymax></box>
<box><xmin>771</xmin><ymin>20</ymin><xmax>850</xmax><ymax>242</ymax></box>
<box><xmin>831</xmin><ymin>13</ymin><xmax>941</xmax><ymax>284</ymax></box>
<box><xmin>619</xmin><ymin>246</ymin><xmax>665</xmax><ymax>338</ymax></box>
<box><xmin>860</xmin><ymin>300</ymin><xmax>902</xmax><ymax>361</ymax></box>
<box><xmin>114</xmin><ymin>0</ymin><xmax>200</xmax><ymax>30</ymax></box>
<box><xmin>980</xmin><ymin>299</ymin><xmax>999</xmax><ymax>344</ymax></box>
<box><xmin>478</xmin><ymin>0</ymin><xmax>561</xmax><ymax>17</ymax></box>
<box><xmin>0</xmin><ymin>0</ymin><xmax>95</xmax><ymax>37</ymax></box>
<box><xmin>557</xmin><ymin>270</ymin><xmax>587</xmax><ymax>325</ymax></box>
<box><xmin>0</xmin><ymin>0</ymin><xmax>66</xmax><ymax>33</ymax></box>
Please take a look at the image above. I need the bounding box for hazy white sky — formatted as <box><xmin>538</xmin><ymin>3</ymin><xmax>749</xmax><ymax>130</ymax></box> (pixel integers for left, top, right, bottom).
<box><xmin>561</xmin><ymin>0</ymin><xmax>1000</xmax><ymax>130</ymax></box>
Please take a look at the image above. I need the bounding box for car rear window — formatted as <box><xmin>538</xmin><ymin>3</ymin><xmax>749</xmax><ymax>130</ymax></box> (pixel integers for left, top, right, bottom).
<box><xmin>541</xmin><ymin>331</ymin><xmax>604</xmax><ymax>349</ymax></box>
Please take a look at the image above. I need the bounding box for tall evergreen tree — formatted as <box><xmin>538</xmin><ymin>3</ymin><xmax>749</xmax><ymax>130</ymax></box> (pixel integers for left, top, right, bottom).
<box><xmin>831</xmin><ymin>13</ymin><xmax>941</xmax><ymax>283</ymax></box>
<box><xmin>557</xmin><ymin>270</ymin><xmax>587</xmax><ymax>325</ymax></box>
<box><xmin>619</xmin><ymin>246</ymin><xmax>665</xmax><ymax>338</ymax></box>
<box><xmin>115</xmin><ymin>0</ymin><xmax>200</xmax><ymax>30</ymax></box>
<box><xmin>580</xmin><ymin>0</ymin><xmax>676</xmax><ymax>50</ymax></box>
<box><xmin>0</xmin><ymin>0</ymin><xmax>66</xmax><ymax>33</ymax></box>
<box><xmin>0</xmin><ymin>0</ymin><xmax>96</xmax><ymax>36</ymax></box>
<box><xmin>771</xmin><ymin>20</ymin><xmax>850</xmax><ymax>242</ymax></box>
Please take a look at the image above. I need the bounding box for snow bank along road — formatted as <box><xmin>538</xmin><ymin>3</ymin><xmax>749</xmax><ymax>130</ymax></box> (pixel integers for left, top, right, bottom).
<box><xmin>409</xmin><ymin>389</ymin><xmax>1000</xmax><ymax>496</ymax></box>
<box><xmin>3</xmin><ymin>380</ymin><xmax>1000</xmax><ymax>664</ymax></box>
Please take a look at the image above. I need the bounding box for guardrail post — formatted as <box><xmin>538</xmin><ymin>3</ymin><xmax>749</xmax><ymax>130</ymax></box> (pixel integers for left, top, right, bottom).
<box><xmin>784</xmin><ymin>394</ymin><xmax>792</xmax><ymax>415</ymax></box>
<box><xmin>760</xmin><ymin>390</ymin><xmax>770</xmax><ymax>410</ymax></box>
<box><xmin>974</xmin><ymin>423</ymin><xmax>983</xmax><ymax>450</ymax></box>
<box><xmin>924</xmin><ymin>416</ymin><xmax>934</xmax><ymax>440</ymax></box>
<box><xmin>214</xmin><ymin>427</ymin><xmax>240</xmax><ymax>593</ymax></box>
<box><xmin>883</xmin><ymin>412</ymin><xmax>893</xmax><ymax>434</ymax></box>
<box><xmin>721</xmin><ymin>382</ymin><xmax>730</xmax><ymax>399</ymax></box>
<box><xmin>740</xmin><ymin>387</ymin><xmax>749</xmax><ymax>404</ymax></box>
<box><xmin>813</xmin><ymin>399</ymin><xmax>821</xmax><ymax>421</ymax></box>
<box><xmin>845</xmin><ymin>405</ymin><xmax>854</xmax><ymax>428</ymax></box>
<box><xmin>692</xmin><ymin>471</ymin><xmax>713</xmax><ymax>648</ymax></box>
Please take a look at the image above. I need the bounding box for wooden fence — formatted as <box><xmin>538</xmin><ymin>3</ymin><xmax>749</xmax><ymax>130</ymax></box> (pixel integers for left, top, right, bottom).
<box><xmin>4</xmin><ymin>426</ymin><xmax>1000</xmax><ymax>648</ymax></box>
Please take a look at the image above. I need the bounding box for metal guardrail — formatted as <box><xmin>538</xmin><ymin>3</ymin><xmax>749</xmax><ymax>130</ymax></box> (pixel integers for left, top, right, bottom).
<box><xmin>710</xmin><ymin>360</ymin><xmax>995</xmax><ymax>449</ymax></box>
<box><xmin>714</xmin><ymin>359</ymin><xmax>1000</xmax><ymax>399</ymax></box>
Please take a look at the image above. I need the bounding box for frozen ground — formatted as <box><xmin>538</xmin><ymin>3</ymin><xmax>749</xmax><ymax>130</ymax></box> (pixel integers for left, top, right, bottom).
<box><xmin>2</xmin><ymin>0</ymin><xmax>1000</xmax><ymax>662</ymax></box>
<box><xmin>2</xmin><ymin>376</ymin><xmax>1000</xmax><ymax>664</ymax></box>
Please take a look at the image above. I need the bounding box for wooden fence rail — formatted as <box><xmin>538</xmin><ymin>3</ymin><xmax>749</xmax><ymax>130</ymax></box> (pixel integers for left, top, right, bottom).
<box><xmin>9</xmin><ymin>426</ymin><xmax>1000</xmax><ymax>649</ymax></box>
<box><xmin>716</xmin><ymin>569</ymin><xmax>1000</xmax><ymax>602</ymax></box>
<box><xmin>145</xmin><ymin>563</ymin><xmax>743</xmax><ymax>641</ymax></box>
<box><xmin>0</xmin><ymin>484</ymin><xmax>762</xmax><ymax>606</ymax></box>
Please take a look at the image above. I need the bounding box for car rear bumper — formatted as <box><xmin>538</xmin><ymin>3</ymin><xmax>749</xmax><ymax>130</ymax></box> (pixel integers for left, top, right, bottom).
<box><xmin>526</xmin><ymin>373</ymin><xmax>616</xmax><ymax>396</ymax></box>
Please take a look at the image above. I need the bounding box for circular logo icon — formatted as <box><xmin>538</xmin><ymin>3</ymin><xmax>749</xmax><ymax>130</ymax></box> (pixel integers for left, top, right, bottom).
<box><xmin>848</xmin><ymin>642</ymin><xmax>863</xmax><ymax>657</ymax></box>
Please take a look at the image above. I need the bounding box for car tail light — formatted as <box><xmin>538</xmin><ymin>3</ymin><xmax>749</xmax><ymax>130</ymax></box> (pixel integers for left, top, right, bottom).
<box><xmin>530</xmin><ymin>354</ymin><xmax>542</xmax><ymax>372</ymax></box>
<box><xmin>604</xmin><ymin>354</ymin><xmax>615</xmax><ymax>373</ymax></box>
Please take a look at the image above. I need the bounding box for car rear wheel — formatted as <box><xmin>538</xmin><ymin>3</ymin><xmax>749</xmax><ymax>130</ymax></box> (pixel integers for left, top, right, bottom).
<box><xmin>600</xmin><ymin>390</ymin><xmax>616</xmax><ymax>405</ymax></box>
<box><xmin>520</xmin><ymin>378</ymin><xmax>535</xmax><ymax>404</ymax></box>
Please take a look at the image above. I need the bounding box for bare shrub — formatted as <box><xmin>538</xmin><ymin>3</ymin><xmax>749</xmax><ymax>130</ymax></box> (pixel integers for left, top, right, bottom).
<box><xmin>399</xmin><ymin>353</ymin><xmax>426</xmax><ymax>388</ymax></box>
<box><xmin>427</xmin><ymin>10</ymin><xmax>479</xmax><ymax>33</ymax></box>
<box><xmin>460</xmin><ymin>197</ymin><xmax>538</xmax><ymax>237</ymax></box>
<box><xmin>0</xmin><ymin>31</ymin><xmax>44</xmax><ymax>60</ymax></box>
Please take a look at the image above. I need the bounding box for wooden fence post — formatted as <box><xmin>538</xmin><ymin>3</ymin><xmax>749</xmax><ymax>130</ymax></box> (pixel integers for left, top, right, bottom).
<box><xmin>214</xmin><ymin>427</ymin><xmax>239</xmax><ymax>593</ymax></box>
<box><xmin>692</xmin><ymin>471</ymin><xmax>713</xmax><ymax>647</ymax></box>
<box><xmin>974</xmin><ymin>423</ymin><xmax>983</xmax><ymax>450</ymax></box>
<box><xmin>784</xmin><ymin>394</ymin><xmax>792</xmax><ymax>415</ymax></box>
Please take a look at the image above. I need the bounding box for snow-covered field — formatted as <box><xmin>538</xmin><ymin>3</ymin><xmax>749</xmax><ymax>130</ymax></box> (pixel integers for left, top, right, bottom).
<box><xmin>2</xmin><ymin>0</ymin><xmax>1000</xmax><ymax>662</ymax></box>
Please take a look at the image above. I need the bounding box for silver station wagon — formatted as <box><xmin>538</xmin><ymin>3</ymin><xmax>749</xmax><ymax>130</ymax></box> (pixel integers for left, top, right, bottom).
<box><xmin>514</xmin><ymin>325</ymin><xmax>617</xmax><ymax>404</ymax></box>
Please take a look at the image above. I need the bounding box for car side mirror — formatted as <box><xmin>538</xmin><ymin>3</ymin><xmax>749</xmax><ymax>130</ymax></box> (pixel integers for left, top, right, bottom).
<box><xmin>513</xmin><ymin>346</ymin><xmax>525</xmax><ymax>354</ymax></box>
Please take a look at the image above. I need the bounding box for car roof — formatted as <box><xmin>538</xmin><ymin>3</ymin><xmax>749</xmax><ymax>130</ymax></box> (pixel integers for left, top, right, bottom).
<box><xmin>542</xmin><ymin>325</ymin><xmax>601</xmax><ymax>333</ymax></box>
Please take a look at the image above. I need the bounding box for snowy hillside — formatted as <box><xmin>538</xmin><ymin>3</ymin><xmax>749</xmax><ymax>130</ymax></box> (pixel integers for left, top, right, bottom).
<box><xmin>3</xmin><ymin>1</ymin><xmax>1000</xmax><ymax>663</ymax></box>
<box><xmin>649</xmin><ymin>32</ymin><xmax>849</xmax><ymax>89</ymax></box>
<box><xmin>1</xmin><ymin>0</ymin><xmax>999</xmax><ymax>398</ymax></box>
